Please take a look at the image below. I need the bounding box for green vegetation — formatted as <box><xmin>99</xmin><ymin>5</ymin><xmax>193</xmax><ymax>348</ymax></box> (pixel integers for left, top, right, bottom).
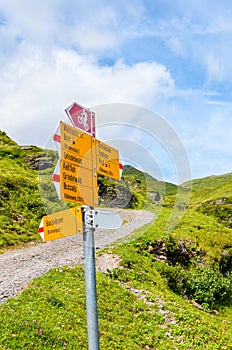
<box><xmin>97</xmin><ymin>165</ymin><xmax>177</xmax><ymax>210</ymax></box>
<box><xmin>0</xmin><ymin>131</ymin><xmax>232</xmax><ymax>348</ymax></box>
<box><xmin>182</xmin><ymin>173</ymin><xmax>232</xmax><ymax>228</ymax></box>
<box><xmin>122</xmin><ymin>164</ymin><xmax>178</xmax><ymax>196</ymax></box>
<box><xmin>0</xmin><ymin>207</ymin><xmax>232</xmax><ymax>349</ymax></box>
<box><xmin>0</xmin><ymin>133</ymin><xmax>170</xmax><ymax>250</ymax></box>
<box><xmin>0</xmin><ymin>131</ymin><xmax>46</xmax><ymax>249</ymax></box>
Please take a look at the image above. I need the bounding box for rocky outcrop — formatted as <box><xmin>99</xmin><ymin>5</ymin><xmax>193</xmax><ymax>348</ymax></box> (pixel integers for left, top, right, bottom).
<box><xmin>25</xmin><ymin>154</ymin><xmax>54</xmax><ymax>170</ymax></box>
<box><xmin>98</xmin><ymin>179</ymin><xmax>132</xmax><ymax>208</ymax></box>
<box><xmin>20</xmin><ymin>146</ymin><xmax>56</xmax><ymax>171</ymax></box>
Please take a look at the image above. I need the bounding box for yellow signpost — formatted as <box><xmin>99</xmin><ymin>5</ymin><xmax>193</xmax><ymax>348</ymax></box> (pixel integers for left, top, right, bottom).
<box><xmin>60</xmin><ymin>121</ymin><xmax>93</xmax><ymax>170</ymax></box>
<box><xmin>38</xmin><ymin>207</ymin><xmax>83</xmax><ymax>242</ymax></box>
<box><xmin>94</xmin><ymin>139</ymin><xmax>120</xmax><ymax>181</ymax></box>
<box><xmin>59</xmin><ymin>121</ymin><xmax>98</xmax><ymax>206</ymax></box>
<box><xmin>39</xmin><ymin>103</ymin><xmax>122</xmax><ymax>350</ymax></box>
<box><xmin>59</xmin><ymin>121</ymin><xmax>120</xmax><ymax>206</ymax></box>
<box><xmin>60</xmin><ymin>159</ymin><xmax>98</xmax><ymax>206</ymax></box>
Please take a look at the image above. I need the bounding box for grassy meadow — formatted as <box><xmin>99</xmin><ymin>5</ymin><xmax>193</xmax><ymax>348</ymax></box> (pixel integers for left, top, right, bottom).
<box><xmin>0</xmin><ymin>130</ymin><xmax>232</xmax><ymax>349</ymax></box>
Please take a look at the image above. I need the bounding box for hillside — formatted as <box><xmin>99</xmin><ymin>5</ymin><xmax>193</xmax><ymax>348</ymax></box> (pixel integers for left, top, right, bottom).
<box><xmin>182</xmin><ymin>173</ymin><xmax>232</xmax><ymax>227</ymax></box>
<box><xmin>0</xmin><ymin>130</ymin><xmax>232</xmax><ymax>348</ymax></box>
<box><xmin>122</xmin><ymin>164</ymin><xmax>178</xmax><ymax>196</ymax></box>
<box><xmin>0</xmin><ymin>131</ymin><xmax>166</xmax><ymax>250</ymax></box>
<box><xmin>0</xmin><ymin>131</ymin><xmax>49</xmax><ymax>248</ymax></box>
<box><xmin>182</xmin><ymin>172</ymin><xmax>232</xmax><ymax>203</ymax></box>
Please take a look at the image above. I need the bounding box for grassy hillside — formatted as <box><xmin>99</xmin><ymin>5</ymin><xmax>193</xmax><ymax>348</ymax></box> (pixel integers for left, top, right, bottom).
<box><xmin>0</xmin><ymin>131</ymin><xmax>46</xmax><ymax>248</ymax></box>
<box><xmin>0</xmin><ymin>131</ymin><xmax>161</xmax><ymax>250</ymax></box>
<box><xmin>0</xmin><ymin>131</ymin><xmax>232</xmax><ymax>348</ymax></box>
<box><xmin>182</xmin><ymin>173</ymin><xmax>232</xmax><ymax>228</ymax></box>
<box><xmin>0</xmin><ymin>207</ymin><xmax>231</xmax><ymax>349</ymax></box>
<box><xmin>182</xmin><ymin>172</ymin><xmax>232</xmax><ymax>204</ymax></box>
<box><xmin>122</xmin><ymin>164</ymin><xmax>178</xmax><ymax>196</ymax></box>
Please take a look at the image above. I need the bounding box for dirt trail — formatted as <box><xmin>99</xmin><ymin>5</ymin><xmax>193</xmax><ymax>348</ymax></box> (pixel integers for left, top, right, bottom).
<box><xmin>0</xmin><ymin>209</ymin><xmax>155</xmax><ymax>304</ymax></box>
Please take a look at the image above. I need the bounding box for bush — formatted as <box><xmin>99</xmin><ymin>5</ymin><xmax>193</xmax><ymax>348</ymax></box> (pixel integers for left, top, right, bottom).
<box><xmin>160</xmin><ymin>264</ymin><xmax>188</xmax><ymax>295</ymax></box>
<box><xmin>160</xmin><ymin>264</ymin><xmax>232</xmax><ymax>310</ymax></box>
<box><xmin>129</xmin><ymin>190</ymin><xmax>146</xmax><ymax>209</ymax></box>
<box><xmin>185</xmin><ymin>268</ymin><xmax>232</xmax><ymax>309</ymax></box>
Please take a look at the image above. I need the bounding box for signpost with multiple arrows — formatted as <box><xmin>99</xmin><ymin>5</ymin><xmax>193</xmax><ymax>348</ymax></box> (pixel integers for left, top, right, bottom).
<box><xmin>38</xmin><ymin>102</ymin><xmax>123</xmax><ymax>350</ymax></box>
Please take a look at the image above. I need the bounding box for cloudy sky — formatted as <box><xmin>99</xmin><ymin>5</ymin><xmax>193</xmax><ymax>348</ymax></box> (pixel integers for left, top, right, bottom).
<box><xmin>0</xmin><ymin>0</ymin><xmax>232</xmax><ymax>184</ymax></box>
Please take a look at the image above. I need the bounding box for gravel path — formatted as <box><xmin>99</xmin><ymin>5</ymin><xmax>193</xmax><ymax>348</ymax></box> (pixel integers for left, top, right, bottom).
<box><xmin>0</xmin><ymin>209</ymin><xmax>155</xmax><ymax>304</ymax></box>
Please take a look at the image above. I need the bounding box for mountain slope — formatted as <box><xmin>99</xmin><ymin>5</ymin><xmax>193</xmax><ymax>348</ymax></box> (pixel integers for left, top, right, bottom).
<box><xmin>1</xmin><ymin>129</ymin><xmax>232</xmax><ymax>249</ymax></box>
<box><xmin>0</xmin><ymin>132</ymin><xmax>44</xmax><ymax>247</ymax></box>
<box><xmin>0</xmin><ymin>131</ymin><xmax>176</xmax><ymax>249</ymax></box>
<box><xmin>0</xmin><ymin>131</ymin><xmax>232</xmax><ymax>348</ymax></box>
<box><xmin>122</xmin><ymin>164</ymin><xmax>177</xmax><ymax>195</ymax></box>
<box><xmin>182</xmin><ymin>172</ymin><xmax>232</xmax><ymax>203</ymax></box>
<box><xmin>182</xmin><ymin>173</ymin><xmax>232</xmax><ymax>227</ymax></box>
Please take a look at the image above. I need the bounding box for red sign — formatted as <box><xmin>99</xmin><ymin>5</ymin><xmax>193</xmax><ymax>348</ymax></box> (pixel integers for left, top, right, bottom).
<box><xmin>65</xmin><ymin>102</ymin><xmax>96</xmax><ymax>137</ymax></box>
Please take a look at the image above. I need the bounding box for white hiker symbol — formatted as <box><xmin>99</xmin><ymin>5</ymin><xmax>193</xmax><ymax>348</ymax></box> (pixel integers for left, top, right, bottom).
<box><xmin>78</xmin><ymin>109</ymin><xmax>89</xmax><ymax>131</ymax></box>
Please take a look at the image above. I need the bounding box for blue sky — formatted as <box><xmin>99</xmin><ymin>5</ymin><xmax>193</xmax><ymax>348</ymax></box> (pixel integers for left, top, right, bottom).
<box><xmin>0</xmin><ymin>0</ymin><xmax>232</xmax><ymax>183</ymax></box>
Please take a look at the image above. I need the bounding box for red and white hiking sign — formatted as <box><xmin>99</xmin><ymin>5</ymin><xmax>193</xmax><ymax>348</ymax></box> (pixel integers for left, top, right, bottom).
<box><xmin>65</xmin><ymin>102</ymin><xmax>96</xmax><ymax>137</ymax></box>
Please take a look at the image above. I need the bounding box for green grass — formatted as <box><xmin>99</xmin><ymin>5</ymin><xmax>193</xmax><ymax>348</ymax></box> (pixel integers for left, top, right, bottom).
<box><xmin>182</xmin><ymin>172</ymin><xmax>232</xmax><ymax>206</ymax></box>
<box><xmin>0</xmin><ymin>207</ymin><xmax>232</xmax><ymax>349</ymax></box>
<box><xmin>0</xmin><ymin>266</ymin><xmax>231</xmax><ymax>349</ymax></box>
<box><xmin>181</xmin><ymin>173</ymin><xmax>232</xmax><ymax>229</ymax></box>
<box><xmin>122</xmin><ymin>165</ymin><xmax>178</xmax><ymax>196</ymax></box>
<box><xmin>1</xmin><ymin>130</ymin><xmax>232</xmax><ymax>348</ymax></box>
<box><xmin>0</xmin><ymin>159</ymin><xmax>44</xmax><ymax>249</ymax></box>
<box><xmin>0</xmin><ymin>132</ymin><xmax>156</xmax><ymax>250</ymax></box>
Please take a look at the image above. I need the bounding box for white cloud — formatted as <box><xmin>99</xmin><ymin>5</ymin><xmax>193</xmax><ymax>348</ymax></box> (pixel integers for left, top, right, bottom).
<box><xmin>0</xmin><ymin>0</ymin><xmax>146</xmax><ymax>56</ymax></box>
<box><xmin>0</xmin><ymin>44</ymin><xmax>174</xmax><ymax>147</ymax></box>
<box><xmin>1</xmin><ymin>0</ymin><xmax>232</xmax><ymax>183</ymax></box>
<box><xmin>0</xmin><ymin>0</ymin><xmax>60</xmax><ymax>44</ymax></box>
<box><xmin>165</xmin><ymin>94</ymin><xmax>232</xmax><ymax>180</ymax></box>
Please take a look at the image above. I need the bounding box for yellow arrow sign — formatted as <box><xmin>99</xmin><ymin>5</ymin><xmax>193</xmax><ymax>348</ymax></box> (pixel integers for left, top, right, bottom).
<box><xmin>60</xmin><ymin>159</ymin><xmax>98</xmax><ymax>207</ymax></box>
<box><xmin>94</xmin><ymin>139</ymin><xmax>120</xmax><ymax>181</ymax></box>
<box><xmin>60</xmin><ymin>121</ymin><xmax>93</xmax><ymax>170</ymax></box>
<box><xmin>38</xmin><ymin>207</ymin><xmax>83</xmax><ymax>242</ymax></box>
<box><xmin>58</xmin><ymin>121</ymin><xmax>120</xmax><ymax>206</ymax></box>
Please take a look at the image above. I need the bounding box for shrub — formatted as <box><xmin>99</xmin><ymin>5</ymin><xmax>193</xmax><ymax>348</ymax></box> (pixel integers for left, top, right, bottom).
<box><xmin>160</xmin><ymin>264</ymin><xmax>188</xmax><ymax>295</ymax></box>
<box><xmin>161</xmin><ymin>264</ymin><xmax>232</xmax><ymax>310</ymax></box>
<box><xmin>185</xmin><ymin>268</ymin><xmax>232</xmax><ymax>309</ymax></box>
<box><xmin>129</xmin><ymin>190</ymin><xmax>146</xmax><ymax>209</ymax></box>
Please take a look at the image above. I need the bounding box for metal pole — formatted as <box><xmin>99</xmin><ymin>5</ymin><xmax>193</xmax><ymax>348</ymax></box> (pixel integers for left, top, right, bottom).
<box><xmin>81</xmin><ymin>205</ymin><xmax>100</xmax><ymax>350</ymax></box>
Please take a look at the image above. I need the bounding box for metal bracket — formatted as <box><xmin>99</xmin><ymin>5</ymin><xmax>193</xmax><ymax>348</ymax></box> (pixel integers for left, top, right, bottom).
<box><xmin>81</xmin><ymin>206</ymin><xmax>122</xmax><ymax>230</ymax></box>
<box><xmin>81</xmin><ymin>205</ymin><xmax>95</xmax><ymax>229</ymax></box>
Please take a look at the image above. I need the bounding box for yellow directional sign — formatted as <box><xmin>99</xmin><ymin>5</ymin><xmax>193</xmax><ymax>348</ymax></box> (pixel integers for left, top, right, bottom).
<box><xmin>60</xmin><ymin>159</ymin><xmax>98</xmax><ymax>206</ymax></box>
<box><xmin>38</xmin><ymin>207</ymin><xmax>83</xmax><ymax>242</ymax></box>
<box><xmin>60</xmin><ymin>121</ymin><xmax>93</xmax><ymax>170</ymax></box>
<box><xmin>58</xmin><ymin>121</ymin><xmax>120</xmax><ymax>206</ymax></box>
<box><xmin>94</xmin><ymin>140</ymin><xmax>120</xmax><ymax>181</ymax></box>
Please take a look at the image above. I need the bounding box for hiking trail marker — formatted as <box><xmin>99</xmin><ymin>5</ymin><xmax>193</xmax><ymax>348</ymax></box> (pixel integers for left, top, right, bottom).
<box><xmin>38</xmin><ymin>207</ymin><xmax>83</xmax><ymax>242</ymax></box>
<box><xmin>38</xmin><ymin>102</ymin><xmax>123</xmax><ymax>350</ymax></box>
<box><xmin>52</xmin><ymin>120</ymin><xmax>121</xmax><ymax>207</ymax></box>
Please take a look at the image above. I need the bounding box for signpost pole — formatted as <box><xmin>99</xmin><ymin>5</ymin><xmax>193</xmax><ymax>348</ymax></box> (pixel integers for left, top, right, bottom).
<box><xmin>39</xmin><ymin>103</ymin><xmax>122</xmax><ymax>348</ymax></box>
<box><xmin>81</xmin><ymin>205</ymin><xmax>100</xmax><ymax>350</ymax></box>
